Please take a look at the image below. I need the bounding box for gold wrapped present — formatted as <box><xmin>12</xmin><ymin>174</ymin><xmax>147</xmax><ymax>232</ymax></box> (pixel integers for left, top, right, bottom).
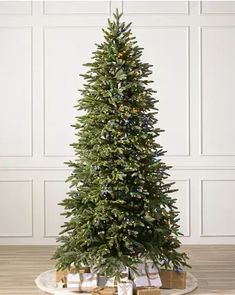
<box><xmin>92</xmin><ymin>287</ymin><xmax>117</xmax><ymax>295</ymax></box>
<box><xmin>159</xmin><ymin>270</ymin><xmax>186</xmax><ymax>289</ymax></box>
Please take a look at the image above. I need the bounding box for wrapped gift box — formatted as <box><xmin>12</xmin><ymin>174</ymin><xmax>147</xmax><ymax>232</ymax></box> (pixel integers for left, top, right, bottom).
<box><xmin>79</xmin><ymin>266</ymin><xmax>91</xmax><ymax>273</ymax></box>
<box><xmin>159</xmin><ymin>270</ymin><xmax>186</xmax><ymax>289</ymax></box>
<box><xmin>92</xmin><ymin>287</ymin><xmax>117</xmax><ymax>295</ymax></box>
<box><xmin>137</xmin><ymin>263</ymin><xmax>157</xmax><ymax>276</ymax></box>
<box><xmin>56</xmin><ymin>266</ymin><xmax>90</xmax><ymax>287</ymax></box>
<box><xmin>134</xmin><ymin>262</ymin><xmax>161</xmax><ymax>288</ymax></box>
<box><xmin>135</xmin><ymin>287</ymin><xmax>160</xmax><ymax>295</ymax></box>
<box><xmin>56</xmin><ymin>267</ymin><xmax>76</xmax><ymax>286</ymax></box>
<box><xmin>117</xmin><ymin>281</ymin><xmax>133</xmax><ymax>295</ymax></box>
<box><xmin>99</xmin><ymin>269</ymin><xmax>128</xmax><ymax>287</ymax></box>
<box><xmin>103</xmin><ymin>277</ymin><xmax>116</xmax><ymax>287</ymax></box>
<box><xmin>67</xmin><ymin>272</ymin><xmax>98</xmax><ymax>291</ymax></box>
<box><xmin>56</xmin><ymin>269</ymin><xmax>68</xmax><ymax>285</ymax></box>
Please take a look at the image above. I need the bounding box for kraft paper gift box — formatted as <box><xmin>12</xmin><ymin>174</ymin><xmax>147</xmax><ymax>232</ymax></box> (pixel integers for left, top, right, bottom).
<box><xmin>56</xmin><ymin>269</ymin><xmax>69</xmax><ymax>286</ymax></box>
<box><xmin>135</xmin><ymin>288</ymin><xmax>160</xmax><ymax>295</ymax></box>
<box><xmin>92</xmin><ymin>287</ymin><xmax>117</xmax><ymax>295</ymax></box>
<box><xmin>134</xmin><ymin>262</ymin><xmax>161</xmax><ymax>288</ymax></box>
<box><xmin>159</xmin><ymin>270</ymin><xmax>186</xmax><ymax>289</ymax></box>
<box><xmin>67</xmin><ymin>273</ymin><xmax>98</xmax><ymax>291</ymax></box>
<box><xmin>56</xmin><ymin>267</ymin><xmax>76</xmax><ymax>286</ymax></box>
<box><xmin>117</xmin><ymin>281</ymin><xmax>133</xmax><ymax>295</ymax></box>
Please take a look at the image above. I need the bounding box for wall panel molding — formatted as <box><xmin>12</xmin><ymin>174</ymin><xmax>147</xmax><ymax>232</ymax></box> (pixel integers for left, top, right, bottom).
<box><xmin>200</xmin><ymin>0</ymin><xmax>235</xmax><ymax>15</ymax></box>
<box><xmin>43</xmin><ymin>0</ymin><xmax>111</xmax><ymax>15</ymax></box>
<box><xmin>43</xmin><ymin>26</ymin><xmax>103</xmax><ymax>157</ymax></box>
<box><xmin>0</xmin><ymin>27</ymin><xmax>33</xmax><ymax>157</ymax></box>
<box><xmin>123</xmin><ymin>0</ymin><xmax>189</xmax><ymax>15</ymax></box>
<box><xmin>0</xmin><ymin>1</ymin><xmax>32</xmax><ymax>15</ymax></box>
<box><xmin>0</xmin><ymin>180</ymin><xmax>33</xmax><ymax>237</ymax></box>
<box><xmin>200</xmin><ymin>179</ymin><xmax>235</xmax><ymax>237</ymax></box>
<box><xmin>199</xmin><ymin>26</ymin><xmax>235</xmax><ymax>156</ymax></box>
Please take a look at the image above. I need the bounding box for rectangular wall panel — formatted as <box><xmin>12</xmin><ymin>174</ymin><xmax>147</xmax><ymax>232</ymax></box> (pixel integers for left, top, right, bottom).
<box><xmin>44</xmin><ymin>0</ymin><xmax>110</xmax><ymax>15</ymax></box>
<box><xmin>44</xmin><ymin>180</ymin><xmax>68</xmax><ymax>237</ymax></box>
<box><xmin>0</xmin><ymin>1</ymin><xmax>32</xmax><ymax>14</ymax></box>
<box><xmin>201</xmin><ymin>27</ymin><xmax>235</xmax><ymax>155</ymax></box>
<box><xmin>0</xmin><ymin>181</ymin><xmax>33</xmax><ymax>237</ymax></box>
<box><xmin>201</xmin><ymin>1</ymin><xmax>235</xmax><ymax>14</ymax></box>
<box><xmin>123</xmin><ymin>0</ymin><xmax>188</xmax><ymax>14</ymax></box>
<box><xmin>0</xmin><ymin>28</ymin><xmax>32</xmax><ymax>156</ymax></box>
<box><xmin>201</xmin><ymin>180</ymin><xmax>235</xmax><ymax>236</ymax></box>
<box><xmin>43</xmin><ymin>27</ymin><xmax>102</xmax><ymax>156</ymax></box>
<box><xmin>134</xmin><ymin>27</ymin><xmax>189</xmax><ymax>156</ymax></box>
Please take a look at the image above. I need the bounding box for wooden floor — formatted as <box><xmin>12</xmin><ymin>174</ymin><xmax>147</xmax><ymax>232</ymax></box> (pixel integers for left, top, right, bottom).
<box><xmin>0</xmin><ymin>245</ymin><xmax>235</xmax><ymax>294</ymax></box>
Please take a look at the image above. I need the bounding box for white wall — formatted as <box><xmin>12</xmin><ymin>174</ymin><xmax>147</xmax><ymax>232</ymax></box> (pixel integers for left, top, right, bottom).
<box><xmin>0</xmin><ymin>0</ymin><xmax>235</xmax><ymax>245</ymax></box>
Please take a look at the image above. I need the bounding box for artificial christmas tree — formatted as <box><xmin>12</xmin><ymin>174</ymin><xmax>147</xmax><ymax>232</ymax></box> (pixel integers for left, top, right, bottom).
<box><xmin>53</xmin><ymin>9</ymin><xmax>190</xmax><ymax>281</ymax></box>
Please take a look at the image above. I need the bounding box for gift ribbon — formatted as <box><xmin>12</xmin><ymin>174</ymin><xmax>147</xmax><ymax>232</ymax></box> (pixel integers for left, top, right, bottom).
<box><xmin>77</xmin><ymin>273</ymin><xmax>97</xmax><ymax>291</ymax></box>
<box><xmin>119</xmin><ymin>283</ymin><xmax>132</xmax><ymax>295</ymax></box>
<box><xmin>144</xmin><ymin>262</ymin><xmax>158</xmax><ymax>287</ymax></box>
<box><xmin>78</xmin><ymin>273</ymin><xmax>83</xmax><ymax>292</ymax></box>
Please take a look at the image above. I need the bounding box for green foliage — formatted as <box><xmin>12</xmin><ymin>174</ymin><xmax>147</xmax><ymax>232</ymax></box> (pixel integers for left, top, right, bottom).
<box><xmin>53</xmin><ymin>9</ymin><xmax>190</xmax><ymax>279</ymax></box>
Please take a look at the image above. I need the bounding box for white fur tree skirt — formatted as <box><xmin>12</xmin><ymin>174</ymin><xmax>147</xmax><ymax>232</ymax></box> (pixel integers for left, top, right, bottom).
<box><xmin>35</xmin><ymin>270</ymin><xmax>198</xmax><ymax>295</ymax></box>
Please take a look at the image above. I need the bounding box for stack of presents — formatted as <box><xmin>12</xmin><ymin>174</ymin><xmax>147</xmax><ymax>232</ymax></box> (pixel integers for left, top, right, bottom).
<box><xmin>56</xmin><ymin>262</ymin><xmax>186</xmax><ymax>295</ymax></box>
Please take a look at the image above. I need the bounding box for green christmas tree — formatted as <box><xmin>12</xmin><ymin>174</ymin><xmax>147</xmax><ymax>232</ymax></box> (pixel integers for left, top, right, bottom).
<box><xmin>53</xmin><ymin>10</ymin><xmax>190</xmax><ymax>279</ymax></box>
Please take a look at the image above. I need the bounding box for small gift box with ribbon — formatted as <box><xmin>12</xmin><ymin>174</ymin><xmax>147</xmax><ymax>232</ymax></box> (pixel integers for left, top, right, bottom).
<box><xmin>56</xmin><ymin>266</ymin><xmax>90</xmax><ymax>287</ymax></box>
<box><xmin>92</xmin><ymin>287</ymin><xmax>117</xmax><ymax>295</ymax></box>
<box><xmin>159</xmin><ymin>270</ymin><xmax>186</xmax><ymax>289</ymax></box>
<box><xmin>67</xmin><ymin>272</ymin><xmax>98</xmax><ymax>291</ymax></box>
<box><xmin>134</xmin><ymin>262</ymin><xmax>161</xmax><ymax>288</ymax></box>
<box><xmin>117</xmin><ymin>281</ymin><xmax>133</xmax><ymax>295</ymax></box>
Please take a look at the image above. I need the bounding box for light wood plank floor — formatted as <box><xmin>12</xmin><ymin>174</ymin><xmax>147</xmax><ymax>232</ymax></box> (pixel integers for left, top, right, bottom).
<box><xmin>0</xmin><ymin>245</ymin><xmax>235</xmax><ymax>294</ymax></box>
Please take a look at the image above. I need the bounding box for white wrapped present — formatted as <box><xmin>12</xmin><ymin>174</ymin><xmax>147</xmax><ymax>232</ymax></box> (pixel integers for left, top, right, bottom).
<box><xmin>118</xmin><ymin>281</ymin><xmax>133</xmax><ymax>295</ymax></box>
<box><xmin>67</xmin><ymin>273</ymin><xmax>98</xmax><ymax>291</ymax></box>
<box><xmin>105</xmin><ymin>276</ymin><xmax>116</xmax><ymax>287</ymax></box>
<box><xmin>99</xmin><ymin>268</ymin><xmax>129</xmax><ymax>287</ymax></box>
<box><xmin>134</xmin><ymin>262</ymin><xmax>161</xmax><ymax>288</ymax></box>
